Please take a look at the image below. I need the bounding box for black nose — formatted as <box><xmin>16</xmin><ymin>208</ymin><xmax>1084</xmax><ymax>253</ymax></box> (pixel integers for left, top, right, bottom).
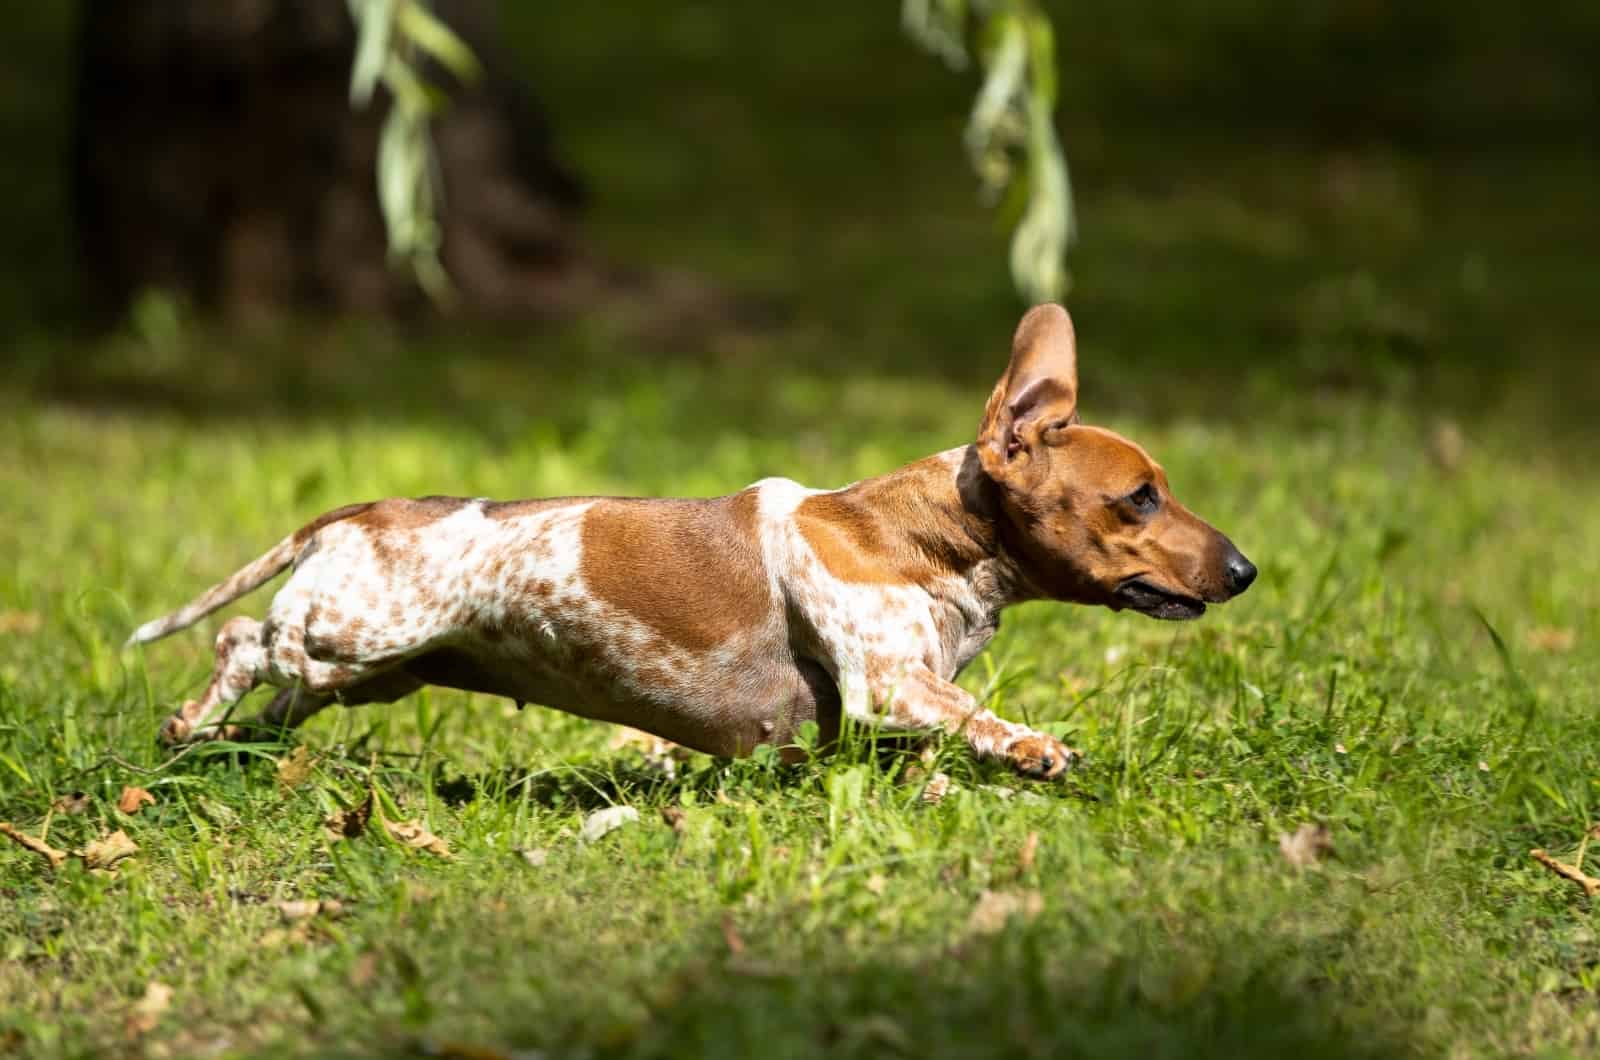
<box><xmin>1224</xmin><ymin>552</ymin><xmax>1258</xmax><ymax>596</ymax></box>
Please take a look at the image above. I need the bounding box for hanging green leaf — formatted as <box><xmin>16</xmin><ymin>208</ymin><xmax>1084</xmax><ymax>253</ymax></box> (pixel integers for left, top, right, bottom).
<box><xmin>396</xmin><ymin>2</ymin><xmax>483</xmax><ymax>84</ymax></box>
<box><xmin>905</xmin><ymin>0</ymin><xmax>1076</xmax><ymax>302</ymax></box>
<box><xmin>347</xmin><ymin>0</ymin><xmax>466</xmax><ymax>304</ymax></box>
<box><xmin>348</xmin><ymin>0</ymin><xmax>395</xmax><ymax>106</ymax></box>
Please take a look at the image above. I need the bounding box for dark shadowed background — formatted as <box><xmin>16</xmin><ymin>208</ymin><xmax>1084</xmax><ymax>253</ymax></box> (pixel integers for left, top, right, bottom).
<box><xmin>2</xmin><ymin>1</ymin><xmax>1596</xmax><ymax>432</ymax></box>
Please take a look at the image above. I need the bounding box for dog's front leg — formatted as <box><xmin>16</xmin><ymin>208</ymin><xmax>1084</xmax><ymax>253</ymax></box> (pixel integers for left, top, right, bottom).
<box><xmin>846</xmin><ymin>660</ymin><xmax>1077</xmax><ymax>779</ymax></box>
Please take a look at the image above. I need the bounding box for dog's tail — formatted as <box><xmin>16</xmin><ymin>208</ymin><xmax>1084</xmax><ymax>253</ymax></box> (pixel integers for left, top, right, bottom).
<box><xmin>125</xmin><ymin>502</ymin><xmax>376</xmax><ymax>648</ymax></box>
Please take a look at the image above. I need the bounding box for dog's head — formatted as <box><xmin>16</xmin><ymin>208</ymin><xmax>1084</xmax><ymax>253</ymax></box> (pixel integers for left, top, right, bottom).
<box><xmin>975</xmin><ymin>304</ymin><xmax>1256</xmax><ymax>619</ymax></box>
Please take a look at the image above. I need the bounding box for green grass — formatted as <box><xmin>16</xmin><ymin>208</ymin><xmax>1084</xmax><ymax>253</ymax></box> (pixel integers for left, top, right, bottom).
<box><xmin>3</xmin><ymin>327</ymin><xmax>1600</xmax><ymax>1057</ymax></box>
<box><xmin>4</xmin><ymin>3</ymin><xmax>1600</xmax><ymax>1057</ymax></box>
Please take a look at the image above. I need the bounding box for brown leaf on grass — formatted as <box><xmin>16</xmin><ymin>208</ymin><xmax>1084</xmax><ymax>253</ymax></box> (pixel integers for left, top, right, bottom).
<box><xmin>721</xmin><ymin>913</ymin><xmax>746</xmax><ymax>956</ymax></box>
<box><xmin>51</xmin><ymin>791</ymin><xmax>92</xmax><ymax>816</ymax></box>
<box><xmin>1018</xmin><ymin>831</ymin><xmax>1040</xmax><ymax>875</ymax></box>
<box><xmin>1525</xmin><ymin>627</ymin><xmax>1577</xmax><ymax>654</ymax></box>
<box><xmin>348</xmin><ymin>950</ymin><xmax>381</xmax><ymax>989</ymax></box>
<box><xmin>275</xmin><ymin>899</ymin><xmax>347</xmax><ymax>922</ymax></box>
<box><xmin>660</xmin><ymin>805</ymin><xmax>688</xmax><ymax>835</ymax></box>
<box><xmin>1531</xmin><ymin>849</ymin><xmax>1600</xmax><ymax>898</ymax></box>
<box><xmin>323</xmin><ymin>791</ymin><xmax>373</xmax><ymax>840</ymax></box>
<box><xmin>276</xmin><ymin>745</ymin><xmax>316</xmax><ymax>793</ymax></box>
<box><xmin>82</xmin><ymin>829</ymin><xmax>139</xmax><ymax>871</ymax></box>
<box><xmin>0</xmin><ymin>611</ymin><xmax>42</xmax><ymax>636</ymax></box>
<box><xmin>0</xmin><ymin>822</ymin><xmax>68</xmax><ymax>869</ymax></box>
<box><xmin>257</xmin><ymin>924</ymin><xmax>313</xmax><ymax>949</ymax></box>
<box><xmin>383</xmin><ymin>819</ymin><xmax>451</xmax><ymax>858</ymax></box>
<box><xmin>1429</xmin><ymin>419</ymin><xmax>1465</xmax><ymax>472</ymax></box>
<box><xmin>1278</xmin><ymin>823</ymin><xmax>1334</xmax><ymax>869</ymax></box>
<box><xmin>118</xmin><ymin>786</ymin><xmax>156</xmax><ymax>815</ymax></box>
<box><xmin>967</xmin><ymin>889</ymin><xmax>1043</xmax><ymax>936</ymax></box>
<box><xmin>124</xmin><ymin>980</ymin><xmax>173</xmax><ymax>1037</ymax></box>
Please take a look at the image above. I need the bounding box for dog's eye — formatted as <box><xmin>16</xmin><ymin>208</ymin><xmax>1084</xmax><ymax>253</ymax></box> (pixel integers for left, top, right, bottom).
<box><xmin>1126</xmin><ymin>484</ymin><xmax>1160</xmax><ymax>514</ymax></box>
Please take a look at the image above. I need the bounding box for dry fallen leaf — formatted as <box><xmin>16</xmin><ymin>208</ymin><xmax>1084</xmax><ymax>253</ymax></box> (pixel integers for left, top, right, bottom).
<box><xmin>1278</xmin><ymin>823</ymin><xmax>1334</xmax><ymax>869</ymax></box>
<box><xmin>660</xmin><ymin>805</ymin><xmax>688</xmax><ymax>836</ymax></box>
<box><xmin>257</xmin><ymin>924</ymin><xmax>313</xmax><ymax>949</ymax></box>
<box><xmin>1526</xmin><ymin>627</ymin><xmax>1577</xmax><ymax>654</ymax></box>
<box><xmin>118</xmin><ymin>786</ymin><xmax>156</xmax><ymax>815</ymax></box>
<box><xmin>921</xmin><ymin>771</ymin><xmax>952</xmax><ymax>804</ymax></box>
<box><xmin>1531</xmin><ymin>849</ymin><xmax>1600</xmax><ymax>898</ymax></box>
<box><xmin>0</xmin><ymin>611</ymin><xmax>42</xmax><ymax>635</ymax></box>
<box><xmin>722</xmin><ymin>913</ymin><xmax>746</xmax><ymax>955</ymax></box>
<box><xmin>125</xmin><ymin>980</ymin><xmax>173</xmax><ymax>1037</ymax></box>
<box><xmin>0</xmin><ymin>822</ymin><xmax>68</xmax><ymax>869</ymax></box>
<box><xmin>275</xmin><ymin>899</ymin><xmax>346</xmax><ymax>922</ymax></box>
<box><xmin>276</xmin><ymin>745</ymin><xmax>316</xmax><ymax>792</ymax></box>
<box><xmin>384</xmin><ymin>819</ymin><xmax>451</xmax><ymax>858</ymax></box>
<box><xmin>51</xmin><ymin>791</ymin><xmax>92</xmax><ymax>816</ymax></box>
<box><xmin>580</xmin><ymin>806</ymin><xmax>639</xmax><ymax>843</ymax></box>
<box><xmin>323</xmin><ymin>791</ymin><xmax>373</xmax><ymax>840</ymax></box>
<box><xmin>348</xmin><ymin>950</ymin><xmax>381</xmax><ymax>989</ymax></box>
<box><xmin>967</xmin><ymin>888</ymin><xmax>1043</xmax><ymax>936</ymax></box>
<box><xmin>1429</xmin><ymin>419</ymin><xmax>1465</xmax><ymax>472</ymax></box>
<box><xmin>82</xmin><ymin>829</ymin><xmax>139</xmax><ymax>871</ymax></box>
<box><xmin>1018</xmin><ymin>831</ymin><xmax>1040</xmax><ymax>875</ymax></box>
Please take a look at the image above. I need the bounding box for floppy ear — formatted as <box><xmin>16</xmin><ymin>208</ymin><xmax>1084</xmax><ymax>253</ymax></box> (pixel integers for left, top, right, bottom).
<box><xmin>976</xmin><ymin>303</ymin><xmax>1080</xmax><ymax>481</ymax></box>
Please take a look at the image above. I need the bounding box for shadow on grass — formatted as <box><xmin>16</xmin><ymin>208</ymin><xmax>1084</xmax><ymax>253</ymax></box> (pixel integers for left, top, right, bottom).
<box><xmin>340</xmin><ymin>920</ymin><xmax>1415</xmax><ymax>1060</ymax></box>
<box><xmin>578</xmin><ymin>943</ymin><xmax>1412</xmax><ymax>1060</ymax></box>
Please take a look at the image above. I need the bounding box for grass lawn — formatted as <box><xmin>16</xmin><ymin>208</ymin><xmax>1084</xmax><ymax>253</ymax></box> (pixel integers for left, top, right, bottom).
<box><xmin>4</xmin><ymin>4</ymin><xmax>1600</xmax><ymax>1058</ymax></box>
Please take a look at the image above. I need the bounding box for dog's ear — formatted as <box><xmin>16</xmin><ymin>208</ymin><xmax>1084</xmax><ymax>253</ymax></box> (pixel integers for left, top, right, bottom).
<box><xmin>977</xmin><ymin>303</ymin><xmax>1080</xmax><ymax>482</ymax></box>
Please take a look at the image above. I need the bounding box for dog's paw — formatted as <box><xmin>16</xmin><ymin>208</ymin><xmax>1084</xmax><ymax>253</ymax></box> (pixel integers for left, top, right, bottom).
<box><xmin>158</xmin><ymin>705</ymin><xmax>242</xmax><ymax>748</ymax></box>
<box><xmin>157</xmin><ymin>710</ymin><xmax>195</xmax><ymax>748</ymax></box>
<box><xmin>1003</xmin><ymin>733</ymin><xmax>1079</xmax><ymax>780</ymax></box>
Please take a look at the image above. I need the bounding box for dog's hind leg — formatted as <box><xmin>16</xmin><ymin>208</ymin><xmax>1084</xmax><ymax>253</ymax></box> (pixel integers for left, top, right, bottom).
<box><xmin>227</xmin><ymin>669</ymin><xmax>427</xmax><ymax>740</ymax></box>
<box><xmin>159</xmin><ymin>616</ymin><xmax>269</xmax><ymax>746</ymax></box>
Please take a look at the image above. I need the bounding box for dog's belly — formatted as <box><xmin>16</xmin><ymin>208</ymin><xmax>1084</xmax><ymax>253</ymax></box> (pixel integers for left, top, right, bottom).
<box><xmin>404</xmin><ymin>636</ymin><xmax>839</xmax><ymax>757</ymax></box>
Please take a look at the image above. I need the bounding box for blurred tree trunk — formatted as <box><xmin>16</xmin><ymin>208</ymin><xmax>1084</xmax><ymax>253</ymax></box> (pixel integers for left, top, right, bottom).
<box><xmin>72</xmin><ymin>0</ymin><xmax>589</xmax><ymax>322</ymax></box>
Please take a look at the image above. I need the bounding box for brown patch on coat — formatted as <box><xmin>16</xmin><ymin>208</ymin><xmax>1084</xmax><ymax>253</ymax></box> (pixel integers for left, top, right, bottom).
<box><xmin>481</xmin><ymin>496</ymin><xmax>594</xmax><ymax>521</ymax></box>
<box><xmin>291</xmin><ymin>502</ymin><xmax>379</xmax><ymax>548</ymax></box>
<box><xmin>578</xmin><ymin>490</ymin><xmax>769</xmax><ymax>652</ymax></box>
<box><xmin>347</xmin><ymin>495</ymin><xmax>471</xmax><ymax>532</ymax></box>
<box><xmin>796</xmin><ymin>453</ymin><xmax>992</xmax><ymax>587</ymax></box>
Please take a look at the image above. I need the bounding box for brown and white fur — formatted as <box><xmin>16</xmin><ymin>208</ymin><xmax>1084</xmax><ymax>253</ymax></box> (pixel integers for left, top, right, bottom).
<box><xmin>129</xmin><ymin>305</ymin><xmax>1256</xmax><ymax>779</ymax></box>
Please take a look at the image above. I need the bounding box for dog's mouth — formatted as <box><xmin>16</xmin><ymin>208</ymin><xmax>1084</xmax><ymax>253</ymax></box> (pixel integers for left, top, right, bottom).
<box><xmin>1114</xmin><ymin>579</ymin><xmax>1207</xmax><ymax>621</ymax></box>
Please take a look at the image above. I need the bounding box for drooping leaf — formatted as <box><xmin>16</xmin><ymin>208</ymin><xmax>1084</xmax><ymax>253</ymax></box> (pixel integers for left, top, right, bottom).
<box><xmin>117</xmin><ymin>786</ymin><xmax>156</xmax><ymax>815</ymax></box>
<box><xmin>81</xmin><ymin>829</ymin><xmax>139</xmax><ymax>871</ymax></box>
<box><xmin>396</xmin><ymin>2</ymin><xmax>482</xmax><ymax>83</ymax></box>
